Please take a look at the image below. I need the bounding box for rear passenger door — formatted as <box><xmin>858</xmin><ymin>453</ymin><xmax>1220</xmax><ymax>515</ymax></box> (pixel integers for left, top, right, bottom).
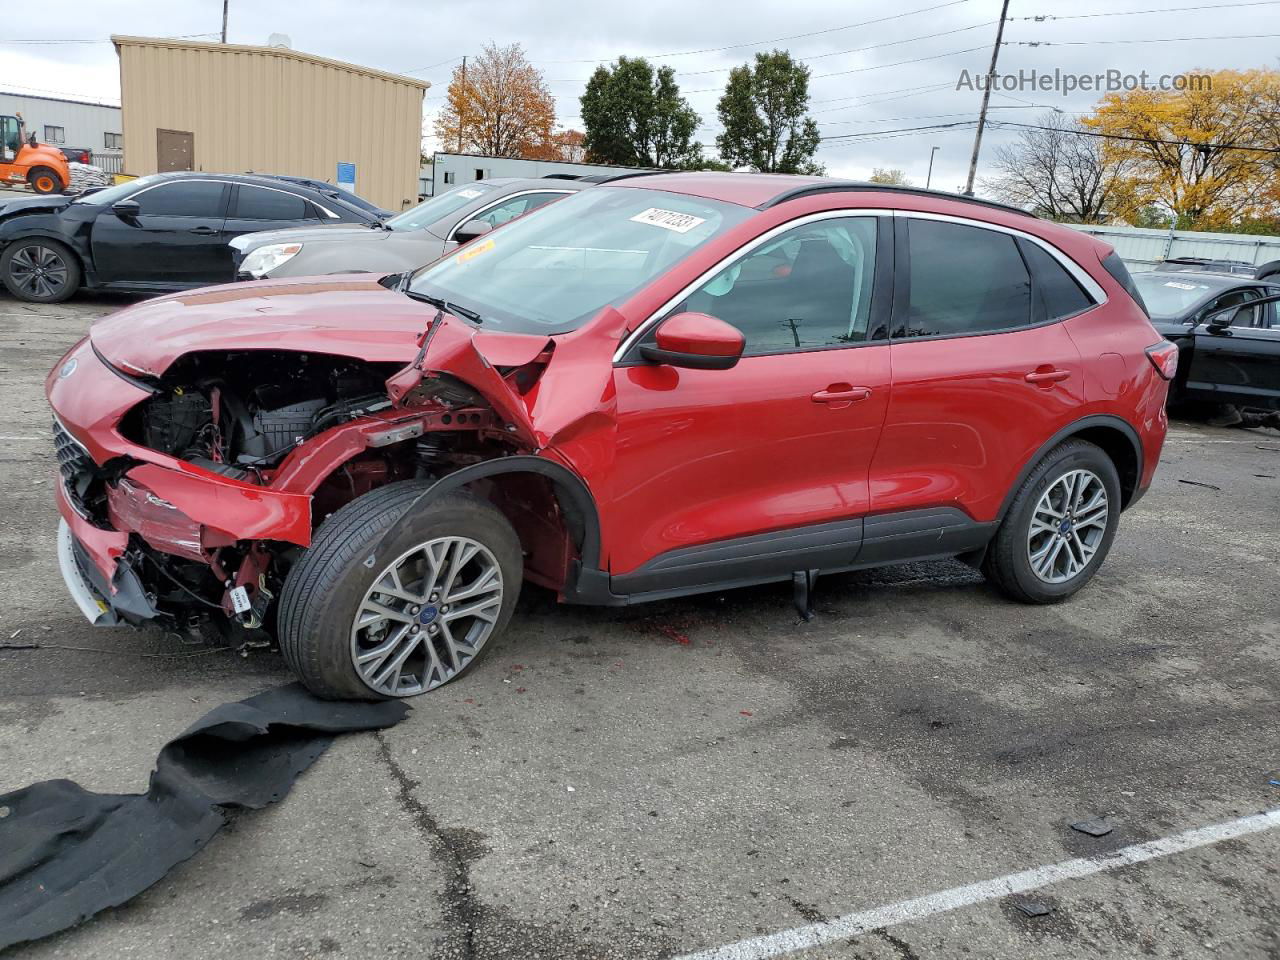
<box><xmin>92</xmin><ymin>178</ymin><xmax>230</xmax><ymax>286</ymax></box>
<box><xmin>224</xmin><ymin>183</ymin><xmax>322</xmax><ymax>242</ymax></box>
<box><xmin>868</xmin><ymin>215</ymin><xmax>1096</xmax><ymax>526</ymax></box>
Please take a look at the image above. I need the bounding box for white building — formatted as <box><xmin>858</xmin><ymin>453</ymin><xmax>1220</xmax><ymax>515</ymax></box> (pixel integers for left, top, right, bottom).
<box><xmin>0</xmin><ymin>92</ymin><xmax>124</xmax><ymax>172</ymax></box>
<box><xmin>428</xmin><ymin>151</ymin><xmax>652</xmax><ymax>196</ymax></box>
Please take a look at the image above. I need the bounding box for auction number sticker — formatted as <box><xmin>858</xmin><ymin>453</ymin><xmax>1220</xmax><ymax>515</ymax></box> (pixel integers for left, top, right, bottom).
<box><xmin>457</xmin><ymin>188</ymin><xmax>484</xmax><ymax>199</ymax></box>
<box><xmin>457</xmin><ymin>237</ymin><xmax>495</xmax><ymax>263</ymax></box>
<box><xmin>630</xmin><ymin>207</ymin><xmax>707</xmax><ymax>233</ymax></box>
<box><xmin>1163</xmin><ymin>281</ymin><xmax>1199</xmax><ymax>290</ymax></box>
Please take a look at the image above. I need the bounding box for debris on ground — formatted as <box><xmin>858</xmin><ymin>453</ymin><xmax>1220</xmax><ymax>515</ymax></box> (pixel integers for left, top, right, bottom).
<box><xmin>1012</xmin><ymin>898</ymin><xmax>1053</xmax><ymax>918</ymax></box>
<box><xmin>1070</xmin><ymin>816</ymin><xmax>1114</xmax><ymax>837</ymax></box>
<box><xmin>0</xmin><ymin>684</ymin><xmax>408</xmax><ymax>951</ymax></box>
<box><xmin>1177</xmin><ymin>479</ymin><xmax>1222</xmax><ymax>491</ymax></box>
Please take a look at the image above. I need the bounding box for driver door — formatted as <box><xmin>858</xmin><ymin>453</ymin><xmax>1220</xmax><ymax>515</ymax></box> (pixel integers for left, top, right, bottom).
<box><xmin>607</xmin><ymin>214</ymin><xmax>894</xmax><ymax>592</ymax></box>
<box><xmin>91</xmin><ymin>178</ymin><xmax>230</xmax><ymax>286</ymax></box>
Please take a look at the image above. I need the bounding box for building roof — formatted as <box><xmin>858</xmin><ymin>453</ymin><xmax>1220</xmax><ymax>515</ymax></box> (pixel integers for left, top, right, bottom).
<box><xmin>0</xmin><ymin>91</ymin><xmax>120</xmax><ymax>110</ymax></box>
<box><xmin>110</xmin><ymin>36</ymin><xmax>429</xmax><ymax>91</ymax></box>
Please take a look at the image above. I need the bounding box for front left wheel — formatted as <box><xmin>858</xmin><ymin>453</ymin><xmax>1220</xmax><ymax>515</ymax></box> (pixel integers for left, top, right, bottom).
<box><xmin>278</xmin><ymin>483</ymin><xmax>523</xmax><ymax>700</ymax></box>
<box><xmin>1</xmin><ymin>238</ymin><xmax>81</xmax><ymax>302</ymax></box>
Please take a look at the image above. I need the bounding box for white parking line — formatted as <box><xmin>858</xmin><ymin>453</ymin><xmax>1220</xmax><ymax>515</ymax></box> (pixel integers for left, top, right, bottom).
<box><xmin>674</xmin><ymin>808</ymin><xmax>1280</xmax><ymax>960</ymax></box>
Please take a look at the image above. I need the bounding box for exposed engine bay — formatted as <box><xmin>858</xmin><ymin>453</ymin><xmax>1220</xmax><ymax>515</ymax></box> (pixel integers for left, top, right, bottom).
<box><xmin>120</xmin><ymin>351</ymin><xmax>403</xmax><ymax>479</ymax></box>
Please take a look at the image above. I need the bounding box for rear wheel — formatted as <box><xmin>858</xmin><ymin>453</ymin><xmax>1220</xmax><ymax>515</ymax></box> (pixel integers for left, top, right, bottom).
<box><xmin>1</xmin><ymin>238</ymin><xmax>81</xmax><ymax>302</ymax></box>
<box><xmin>278</xmin><ymin>482</ymin><xmax>523</xmax><ymax>700</ymax></box>
<box><xmin>983</xmin><ymin>439</ymin><xmax>1121</xmax><ymax>603</ymax></box>
<box><xmin>27</xmin><ymin>166</ymin><xmax>62</xmax><ymax>194</ymax></box>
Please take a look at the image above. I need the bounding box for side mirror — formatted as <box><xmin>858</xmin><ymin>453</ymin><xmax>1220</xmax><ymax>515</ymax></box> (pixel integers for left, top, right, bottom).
<box><xmin>112</xmin><ymin>199</ymin><xmax>141</xmax><ymax>219</ymax></box>
<box><xmin>454</xmin><ymin>219</ymin><xmax>493</xmax><ymax>244</ymax></box>
<box><xmin>640</xmin><ymin>312</ymin><xmax>745</xmax><ymax>370</ymax></box>
<box><xmin>1204</xmin><ymin>305</ymin><xmax>1238</xmax><ymax>332</ymax></box>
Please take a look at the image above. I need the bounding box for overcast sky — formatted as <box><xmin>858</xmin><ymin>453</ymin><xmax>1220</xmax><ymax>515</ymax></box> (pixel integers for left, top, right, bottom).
<box><xmin>3</xmin><ymin>0</ymin><xmax>1276</xmax><ymax>192</ymax></box>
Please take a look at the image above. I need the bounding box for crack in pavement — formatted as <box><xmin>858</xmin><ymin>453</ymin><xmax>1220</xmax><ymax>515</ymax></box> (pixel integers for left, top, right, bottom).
<box><xmin>375</xmin><ymin>731</ymin><xmax>481</xmax><ymax>959</ymax></box>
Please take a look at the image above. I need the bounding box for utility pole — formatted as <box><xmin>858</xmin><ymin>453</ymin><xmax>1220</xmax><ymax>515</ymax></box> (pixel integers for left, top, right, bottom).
<box><xmin>221</xmin><ymin>0</ymin><xmax>228</xmax><ymax>42</ymax></box>
<box><xmin>457</xmin><ymin>56</ymin><xmax>467</xmax><ymax>154</ymax></box>
<box><xmin>926</xmin><ymin>145</ymin><xmax>940</xmax><ymax>189</ymax></box>
<box><xmin>963</xmin><ymin>0</ymin><xmax>1011</xmax><ymax>196</ymax></box>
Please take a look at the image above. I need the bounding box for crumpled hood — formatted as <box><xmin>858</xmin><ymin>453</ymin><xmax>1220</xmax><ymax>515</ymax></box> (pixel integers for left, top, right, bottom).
<box><xmin>88</xmin><ymin>274</ymin><xmax>546</xmax><ymax>376</ymax></box>
<box><xmin>0</xmin><ymin>193</ymin><xmax>72</xmax><ymax>219</ymax></box>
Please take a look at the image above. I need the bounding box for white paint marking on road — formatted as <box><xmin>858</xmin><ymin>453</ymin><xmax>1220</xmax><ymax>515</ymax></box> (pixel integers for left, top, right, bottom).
<box><xmin>0</xmin><ymin>437</ymin><xmax>44</xmax><ymax>442</ymax></box>
<box><xmin>1165</xmin><ymin>438</ymin><xmax>1278</xmax><ymax>444</ymax></box>
<box><xmin>674</xmin><ymin>808</ymin><xmax>1280</xmax><ymax>960</ymax></box>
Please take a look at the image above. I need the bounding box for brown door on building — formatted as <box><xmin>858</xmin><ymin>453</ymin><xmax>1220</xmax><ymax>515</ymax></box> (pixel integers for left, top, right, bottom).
<box><xmin>156</xmin><ymin>129</ymin><xmax>194</xmax><ymax>172</ymax></box>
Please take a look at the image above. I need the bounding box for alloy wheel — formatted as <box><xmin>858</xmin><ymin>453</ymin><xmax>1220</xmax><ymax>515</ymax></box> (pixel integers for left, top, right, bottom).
<box><xmin>1026</xmin><ymin>468</ymin><xmax>1109</xmax><ymax>584</ymax></box>
<box><xmin>350</xmin><ymin>536</ymin><xmax>504</xmax><ymax>697</ymax></box>
<box><xmin>9</xmin><ymin>245</ymin><xmax>69</xmax><ymax>299</ymax></box>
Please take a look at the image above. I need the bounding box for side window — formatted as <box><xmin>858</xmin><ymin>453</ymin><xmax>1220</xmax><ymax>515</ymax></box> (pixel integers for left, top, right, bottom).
<box><xmin>898</xmin><ymin>219</ymin><xmax>1031</xmax><ymax>338</ymax></box>
<box><xmin>669</xmin><ymin>217</ymin><xmax>881</xmax><ymax>356</ymax></box>
<box><xmin>232</xmin><ymin>185</ymin><xmax>309</xmax><ymax>221</ymax></box>
<box><xmin>1018</xmin><ymin>239</ymin><xmax>1093</xmax><ymax>322</ymax></box>
<box><xmin>134</xmin><ymin>181</ymin><xmax>226</xmax><ymax>218</ymax></box>
<box><xmin>1207</xmin><ymin>289</ymin><xmax>1261</xmax><ymax>327</ymax></box>
<box><xmin>471</xmin><ymin>192</ymin><xmax>563</xmax><ymax>231</ymax></box>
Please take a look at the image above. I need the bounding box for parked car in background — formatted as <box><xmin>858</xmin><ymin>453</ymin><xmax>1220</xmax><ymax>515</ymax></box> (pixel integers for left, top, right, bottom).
<box><xmin>59</xmin><ymin>147</ymin><xmax>93</xmax><ymax>165</ymax></box>
<box><xmin>1133</xmin><ymin>270</ymin><xmax>1280</xmax><ymax>411</ymax></box>
<box><xmin>231</xmin><ymin>177</ymin><xmax>588</xmax><ymax>280</ymax></box>
<box><xmin>49</xmin><ymin>173</ymin><xmax>1174</xmax><ymax>700</ymax></box>
<box><xmin>1154</xmin><ymin>256</ymin><xmax>1258</xmax><ymax>277</ymax></box>
<box><xmin>0</xmin><ymin>171</ymin><xmax>383</xmax><ymax>302</ymax></box>
<box><xmin>262</xmin><ymin>174</ymin><xmax>394</xmax><ymax>220</ymax></box>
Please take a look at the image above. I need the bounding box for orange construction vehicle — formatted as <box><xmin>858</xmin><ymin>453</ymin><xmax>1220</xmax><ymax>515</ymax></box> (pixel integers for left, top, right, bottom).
<box><xmin>0</xmin><ymin>113</ymin><xmax>70</xmax><ymax>194</ymax></box>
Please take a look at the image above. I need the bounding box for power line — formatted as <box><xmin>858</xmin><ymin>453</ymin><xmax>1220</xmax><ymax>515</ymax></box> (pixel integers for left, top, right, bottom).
<box><xmin>528</xmin><ymin>0</ymin><xmax>973</xmax><ymax>63</ymax></box>
<box><xmin>1011</xmin><ymin>31</ymin><xmax>1280</xmax><ymax>45</ymax></box>
<box><xmin>820</xmin><ymin>120</ymin><xmax>981</xmax><ymax>142</ymax></box>
<box><xmin>987</xmin><ymin>119</ymin><xmax>1280</xmax><ymax>152</ymax></box>
<box><xmin>1012</xmin><ymin>0</ymin><xmax>1280</xmax><ymax>20</ymax></box>
<box><xmin>812</xmin><ymin>45</ymin><xmax>987</xmax><ymax>80</ymax></box>
<box><xmin>398</xmin><ymin>55</ymin><xmax>465</xmax><ymax>75</ymax></box>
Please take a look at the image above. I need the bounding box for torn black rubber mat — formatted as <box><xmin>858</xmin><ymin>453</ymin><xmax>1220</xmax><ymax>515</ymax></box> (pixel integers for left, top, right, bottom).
<box><xmin>0</xmin><ymin>683</ymin><xmax>408</xmax><ymax>951</ymax></box>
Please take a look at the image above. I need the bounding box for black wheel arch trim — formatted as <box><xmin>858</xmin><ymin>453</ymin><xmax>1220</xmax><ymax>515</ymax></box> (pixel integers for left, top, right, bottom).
<box><xmin>997</xmin><ymin>414</ymin><xmax>1144</xmax><ymax>521</ymax></box>
<box><xmin>364</xmin><ymin>454</ymin><xmax>602</xmax><ymax>575</ymax></box>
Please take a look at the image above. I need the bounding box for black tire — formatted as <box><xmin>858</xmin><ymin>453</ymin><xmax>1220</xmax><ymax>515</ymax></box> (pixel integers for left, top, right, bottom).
<box><xmin>278</xmin><ymin>482</ymin><xmax>523</xmax><ymax>700</ymax></box>
<box><xmin>27</xmin><ymin>166</ymin><xmax>63</xmax><ymax>195</ymax></box>
<box><xmin>983</xmin><ymin>439</ymin><xmax>1122</xmax><ymax>604</ymax></box>
<box><xmin>1</xmin><ymin>238</ymin><xmax>81</xmax><ymax>303</ymax></box>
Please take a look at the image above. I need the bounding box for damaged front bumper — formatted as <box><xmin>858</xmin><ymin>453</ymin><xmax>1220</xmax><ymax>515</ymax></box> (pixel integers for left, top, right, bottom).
<box><xmin>56</xmin><ymin>518</ymin><xmax>157</xmax><ymax>627</ymax></box>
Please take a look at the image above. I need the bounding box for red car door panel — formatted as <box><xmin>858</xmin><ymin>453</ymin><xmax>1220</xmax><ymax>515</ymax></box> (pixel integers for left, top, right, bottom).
<box><xmin>606</xmin><ymin>214</ymin><xmax>893</xmax><ymax>579</ymax></box>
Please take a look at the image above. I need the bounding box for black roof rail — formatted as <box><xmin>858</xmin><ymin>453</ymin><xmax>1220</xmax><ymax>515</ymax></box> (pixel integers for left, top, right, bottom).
<box><xmin>585</xmin><ymin>169</ymin><xmax>671</xmax><ymax>184</ymax></box>
<box><xmin>542</xmin><ymin>173</ymin><xmax>583</xmax><ymax>180</ymax></box>
<box><xmin>758</xmin><ymin>180</ymin><xmax>1037</xmax><ymax>217</ymax></box>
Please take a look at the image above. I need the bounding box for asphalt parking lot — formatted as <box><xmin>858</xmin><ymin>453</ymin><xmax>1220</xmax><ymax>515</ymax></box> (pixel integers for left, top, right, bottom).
<box><xmin>2</xmin><ymin>293</ymin><xmax>1278</xmax><ymax>960</ymax></box>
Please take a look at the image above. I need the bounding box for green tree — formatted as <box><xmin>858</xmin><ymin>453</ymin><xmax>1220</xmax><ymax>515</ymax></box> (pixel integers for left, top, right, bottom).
<box><xmin>715</xmin><ymin>50</ymin><xmax>823</xmax><ymax>174</ymax></box>
<box><xmin>580</xmin><ymin>56</ymin><xmax>702</xmax><ymax>168</ymax></box>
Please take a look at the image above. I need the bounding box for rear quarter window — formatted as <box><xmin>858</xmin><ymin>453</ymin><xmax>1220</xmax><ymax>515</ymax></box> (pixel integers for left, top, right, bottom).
<box><xmin>1102</xmin><ymin>251</ymin><xmax>1149</xmax><ymax>316</ymax></box>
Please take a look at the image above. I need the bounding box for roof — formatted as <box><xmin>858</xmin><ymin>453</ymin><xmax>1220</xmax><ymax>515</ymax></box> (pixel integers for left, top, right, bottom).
<box><xmin>608</xmin><ymin>171</ymin><xmax>1035</xmax><ymax>216</ymax></box>
<box><xmin>0</xmin><ymin>90</ymin><xmax>120</xmax><ymax>111</ymax></box>
<box><xmin>110</xmin><ymin>36</ymin><xmax>428</xmax><ymax>91</ymax></box>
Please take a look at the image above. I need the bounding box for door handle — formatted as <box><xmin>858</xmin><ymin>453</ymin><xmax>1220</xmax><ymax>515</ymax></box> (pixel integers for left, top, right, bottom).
<box><xmin>811</xmin><ymin>386</ymin><xmax>872</xmax><ymax>403</ymax></box>
<box><xmin>188</xmin><ymin>226</ymin><xmax>218</xmax><ymax>235</ymax></box>
<box><xmin>1024</xmin><ymin>369</ymin><xmax>1071</xmax><ymax>384</ymax></box>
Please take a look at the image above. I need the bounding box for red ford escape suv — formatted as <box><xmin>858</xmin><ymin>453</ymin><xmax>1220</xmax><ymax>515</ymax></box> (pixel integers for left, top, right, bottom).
<box><xmin>47</xmin><ymin>173</ymin><xmax>1176</xmax><ymax>700</ymax></box>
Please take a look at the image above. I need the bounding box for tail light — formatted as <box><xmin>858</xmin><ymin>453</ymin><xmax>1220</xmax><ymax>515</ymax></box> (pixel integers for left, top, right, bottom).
<box><xmin>1146</xmin><ymin>341</ymin><xmax>1180</xmax><ymax>380</ymax></box>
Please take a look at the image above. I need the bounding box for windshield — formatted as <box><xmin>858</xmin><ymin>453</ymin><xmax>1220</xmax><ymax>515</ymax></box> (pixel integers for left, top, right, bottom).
<box><xmin>385</xmin><ymin>184</ymin><xmax>496</xmax><ymax>232</ymax></box>
<box><xmin>406</xmin><ymin>187</ymin><xmax>754</xmax><ymax>334</ymax></box>
<box><xmin>72</xmin><ymin>174</ymin><xmax>163</xmax><ymax>205</ymax></box>
<box><xmin>1133</xmin><ymin>273</ymin><xmax>1219</xmax><ymax>318</ymax></box>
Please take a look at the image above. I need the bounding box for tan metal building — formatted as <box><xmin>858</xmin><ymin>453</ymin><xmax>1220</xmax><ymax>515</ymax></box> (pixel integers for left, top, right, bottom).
<box><xmin>112</xmin><ymin>36</ymin><xmax>427</xmax><ymax>211</ymax></box>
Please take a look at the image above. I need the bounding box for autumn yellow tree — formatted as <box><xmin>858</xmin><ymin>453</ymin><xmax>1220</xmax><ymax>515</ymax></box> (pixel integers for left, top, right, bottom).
<box><xmin>434</xmin><ymin>43</ymin><xmax>556</xmax><ymax>159</ymax></box>
<box><xmin>1082</xmin><ymin>69</ymin><xmax>1280</xmax><ymax>228</ymax></box>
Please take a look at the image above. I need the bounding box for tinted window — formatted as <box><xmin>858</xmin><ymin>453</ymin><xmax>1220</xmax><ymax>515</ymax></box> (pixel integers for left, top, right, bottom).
<box><xmin>899</xmin><ymin>220</ymin><xmax>1031</xmax><ymax>338</ymax></box>
<box><xmin>387</xmin><ymin>183</ymin><xmax>496</xmax><ymax>232</ymax></box>
<box><xmin>673</xmin><ymin>217</ymin><xmax>880</xmax><ymax>355</ymax></box>
<box><xmin>1019</xmin><ymin>239</ymin><xmax>1093</xmax><ymax>321</ymax></box>
<box><xmin>1207</xmin><ymin>288</ymin><xmax>1262</xmax><ymax>328</ymax></box>
<box><xmin>1102</xmin><ymin>251</ymin><xmax>1148</xmax><ymax>316</ymax></box>
<box><xmin>135</xmin><ymin>180</ymin><xmax>225</xmax><ymax>217</ymax></box>
<box><xmin>232</xmin><ymin>185</ymin><xmax>309</xmax><ymax>221</ymax></box>
<box><xmin>468</xmin><ymin>192</ymin><xmax>564</xmax><ymax>231</ymax></box>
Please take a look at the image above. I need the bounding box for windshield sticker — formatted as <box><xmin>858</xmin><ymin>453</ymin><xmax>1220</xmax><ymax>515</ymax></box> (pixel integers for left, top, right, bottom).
<box><xmin>456</xmin><ymin>237</ymin><xmax>495</xmax><ymax>263</ymax></box>
<box><xmin>457</xmin><ymin>188</ymin><xmax>484</xmax><ymax>199</ymax></box>
<box><xmin>629</xmin><ymin>207</ymin><xmax>708</xmax><ymax>233</ymax></box>
<box><xmin>1163</xmin><ymin>281</ymin><xmax>1200</xmax><ymax>290</ymax></box>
